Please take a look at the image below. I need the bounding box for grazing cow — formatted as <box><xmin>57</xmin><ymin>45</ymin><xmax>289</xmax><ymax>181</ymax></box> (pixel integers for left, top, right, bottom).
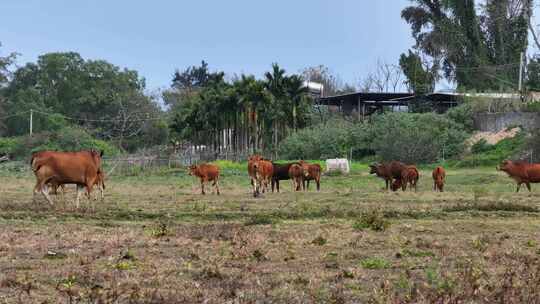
<box><xmin>497</xmin><ymin>160</ymin><xmax>540</xmax><ymax>192</ymax></box>
<box><xmin>432</xmin><ymin>166</ymin><xmax>446</xmax><ymax>192</ymax></box>
<box><xmin>188</xmin><ymin>164</ymin><xmax>220</xmax><ymax>195</ymax></box>
<box><xmin>271</xmin><ymin>162</ymin><xmax>296</xmax><ymax>192</ymax></box>
<box><xmin>31</xmin><ymin>150</ymin><xmax>103</xmax><ymax>207</ymax></box>
<box><xmin>288</xmin><ymin>163</ymin><xmax>305</xmax><ymax>192</ymax></box>
<box><xmin>369</xmin><ymin>161</ymin><xmax>407</xmax><ymax>190</ymax></box>
<box><xmin>252</xmin><ymin>160</ymin><xmax>274</xmax><ymax>197</ymax></box>
<box><xmin>299</xmin><ymin>160</ymin><xmax>322</xmax><ymax>191</ymax></box>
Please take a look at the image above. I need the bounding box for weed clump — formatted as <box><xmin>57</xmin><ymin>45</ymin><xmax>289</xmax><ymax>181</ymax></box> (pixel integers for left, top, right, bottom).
<box><xmin>352</xmin><ymin>210</ymin><xmax>390</xmax><ymax>232</ymax></box>
<box><xmin>360</xmin><ymin>257</ymin><xmax>391</xmax><ymax>269</ymax></box>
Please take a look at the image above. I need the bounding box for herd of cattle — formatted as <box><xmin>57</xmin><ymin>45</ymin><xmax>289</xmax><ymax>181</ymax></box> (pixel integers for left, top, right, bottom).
<box><xmin>24</xmin><ymin>150</ymin><xmax>540</xmax><ymax>207</ymax></box>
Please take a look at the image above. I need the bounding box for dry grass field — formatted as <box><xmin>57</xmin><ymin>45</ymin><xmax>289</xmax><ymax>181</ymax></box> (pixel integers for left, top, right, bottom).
<box><xmin>1</xmin><ymin>163</ymin><xmax>540</xmax><ymax>303</ymax></box>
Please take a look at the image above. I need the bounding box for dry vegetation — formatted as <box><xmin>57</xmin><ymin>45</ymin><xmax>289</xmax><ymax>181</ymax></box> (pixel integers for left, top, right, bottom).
<box><xmin>0</xmin><ymin>166</ymin><xmax>540</xmax><ymax>303</ymax></box>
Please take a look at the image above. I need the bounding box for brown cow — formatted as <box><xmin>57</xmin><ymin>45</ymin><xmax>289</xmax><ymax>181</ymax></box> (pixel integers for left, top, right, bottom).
<box><xmin>31</xmin><ymin>150</ymin><xmax>103</xmax><ymax>207</ymax></box>
<box><xmin>369</xmin><ymin>161</ymin><xmax>407</xmax><ymax>190</ymax></box>
<box><xmin>432</xmin><ymin>166</ymin><xmax>446</xmax><ymax>192</ymax></box>
<box><xmin>252</xmin><ymin>159</ymin><xmax>273</xmax><ymax>197</ymax></box>
<box><xmin>50</xmin><ymin>169</ymin><xmax>106</xmax><ymax>199</ymax></box>
<box><xmin>248</xmin><ymin>155</ymin><xmax>264</xmax><ymax>194</ymax></box>
<box><xmin>188</xmin><ymin>164</ymin><xmax>220</xmax><ymax>195</ymax></box>
<box><xmin>288</xmin><ymin>163</ymin><xmax>304</xmax><ymax>192</ymax></box>
<box><xmin>390</xmin><ymin>166</ymin><xmax>419</xmax><ymax>192</ymax></box>
<box><xmin>271</xmin><ymin>162</ymin><xmax>296</xmax><ymax>193</ymax></box>
<box><xmin>299</xmin><ymin>160</ymin><xmax>321</xmax><ymax>191</ymax></box>
<box><xmin>497</xmin><ymin>160</ymin><xmax>540</xmax><ymax>192</ymax></box>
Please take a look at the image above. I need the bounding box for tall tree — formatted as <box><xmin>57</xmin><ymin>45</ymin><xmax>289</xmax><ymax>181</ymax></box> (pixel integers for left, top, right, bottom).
<box><xmin>401</xmin><ymin>0</ymin><xmax>531</xmax><ymax>91</ymax></box>
<box><xmin>0</xmin><ymin>43</ymin><xmax>18</xmax><ymax>136</ymax></box>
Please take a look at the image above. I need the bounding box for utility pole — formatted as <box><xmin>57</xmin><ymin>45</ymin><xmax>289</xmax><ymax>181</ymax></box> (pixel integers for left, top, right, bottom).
<box><xmin>29</xmin><ymin>109</ymin><xmax>33</xmax><ymax>136</ymax></box>
<box><xmin>519</xmin><ymin>52</ymin><xmax>524</xmax><ymax>101</ymax></box>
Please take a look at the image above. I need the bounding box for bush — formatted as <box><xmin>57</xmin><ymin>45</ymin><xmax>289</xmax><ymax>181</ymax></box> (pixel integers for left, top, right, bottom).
<box><xmin>279</xmin><ymin>112</ymin><xmax>470</xmax><ymax>164</ymax></box>
<box><xmin>471</xmin><ymin>139</ymin><xmax>493</xmax><ymax>154</ymax></box>
<box><xmin>369</xmin><ymin>112</ymin><xmax>469</xmax><ymax>164</ymax></box>
<box><xmin>446</xmin><ymin>103</ymin><xmax>474</xmax><ymax>131</ymax></box>
<box><xmin>278</xmin><ymin>118</ymin><xmax>355</xmax><ymax>160</ymax></box>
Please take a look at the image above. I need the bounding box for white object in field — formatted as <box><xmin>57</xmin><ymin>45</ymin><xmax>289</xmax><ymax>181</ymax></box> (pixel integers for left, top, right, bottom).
<box><xmin>325</xmin><ymin>158</ymin><xmax>350</xmax><ymax>174</ymax></box>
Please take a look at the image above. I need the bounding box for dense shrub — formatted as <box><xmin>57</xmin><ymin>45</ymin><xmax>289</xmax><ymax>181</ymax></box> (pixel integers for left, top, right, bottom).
<box><xmin>1</xmin><ymin>126</ymin><xmax>120</xmax><ymax>160</ymax></box>
<box><xmin>446</xmin><ymin>103</ymin><xmax>474</xmax><ymax>131</ymax></box>
<box><xmin>369</xmin><ymin>112</ymin><xmax>469</xmax><ymax>163</ymax></box>
<box><xmin>279</xmin><ymin>112</ymin><xmax>470</xmax><ymax>163</ymax></box>
<box><xmin>278</xmin><ymin>119</ymin><xmax>354</xmax><ymax>160</ymax></box>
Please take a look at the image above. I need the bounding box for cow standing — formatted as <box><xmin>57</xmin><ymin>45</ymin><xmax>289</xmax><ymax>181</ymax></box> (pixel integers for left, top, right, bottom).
<box><xmin>497</xmin><ymin>160</ymin><xmax>540</xmax><ymax>192</ymax></box>
<box><xmin>299</xmin><ymin>160</ymin><xmax>322</xmax><ymax>191</ymax></box>
<box><xmin>288</xmin><ymin>163</ymin><xmax>304</xmax><ymax>192</ymax></box>
<box><xmin>432</xmin><ymin>166</ymin><xmax>446</xmax><ymax>192</ymax></box>
<box><xmin>188</xmin><ymin>164</ymin><xmax>220</xmax><ymax>195</ymax></box>
<box><xmin>31</xmin><ymin>150</ymin><xmax>103</xmax><ymax>208</ymax></box>
<box><xmin>369</xmin><ymin>161</ymin><xmax>407</xmax><ymax>190</ymax></box>
<box><xmin>399</xmin><ymin>166</ymin><xmax>419</xmax><ymax>192</ymax></box>
<box><xmin>252</xmin><ymin>160</ymin><xmax>273</xmax><ymax>197</ymax></box>
<box><xmin>271</xmin><ymin>162</ymin><xmax>296</xmax><ymax>192</ymax></box>
<box><xmin>248</xmin><ymin>155</ymin><xmax>264</xmax><ymax>194</ymax></box>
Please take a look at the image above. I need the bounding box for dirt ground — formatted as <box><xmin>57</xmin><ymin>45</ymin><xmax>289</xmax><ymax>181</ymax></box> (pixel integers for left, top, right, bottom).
<box><xmin>0</xmin><ymin>168</ymin><xmax>539</xmax><ymax>303</ymax></box>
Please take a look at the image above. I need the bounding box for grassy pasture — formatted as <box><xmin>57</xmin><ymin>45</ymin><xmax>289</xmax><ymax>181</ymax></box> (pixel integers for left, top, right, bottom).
<box><xmin>0</xmin><ymin>163</ymin><xmax>540</xmax><ymax>303</ymax></box>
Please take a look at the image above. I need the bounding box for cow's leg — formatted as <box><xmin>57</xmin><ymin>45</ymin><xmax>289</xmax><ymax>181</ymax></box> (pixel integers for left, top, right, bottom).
<box><xmin>276</xmin><ymin>180</ymin><xmax>280</xmax><ymax>193</ymax></box>
<box><xmin>75</xmin><ymin>185</ymin><xmax>84</xmax><ymax>209</ymax></box>
<box><xmin>526</xmin><ymin>182</ymin><xmax>532</xmax><ymax>192</ymax></box>
<box><xmin>385</xmin><ymin>179</ymin><xmax>390</xmax><ymax>191</ymax></box>
<box><xmin>41</xmin><ymin>184</ymin><xmax>54</xmax><ymax>205</ymax></box>
<box><xmin>306</xmin><ymin>180</ymin><xmax>310</xmax><ymax>190</ymax></box>
<box><xmin>516</xmin><ymin>182</ymin><xmax>522</xmax><ymax>193</ymax></box>
<box><xmin>316</xmin><ymin>178</ymin><xmax>320</xmax><ymax>191</ymax></box>
<box><xmin>201</xmin><ymin>179</ymin><xmax>206</xmax><ymax>195</ymax></box>
<box><xmin>214</xmin><ymin>178</ymin><xmax>220</xmax><ymax>195</ymax></box>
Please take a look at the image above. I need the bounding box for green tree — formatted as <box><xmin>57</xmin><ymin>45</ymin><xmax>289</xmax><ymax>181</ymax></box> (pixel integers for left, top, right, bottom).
<box><xmin>401</xmin><ymin>0</ymin><xmax>531</xmax><ymax>91</ymax></box>
<box><xmin>3</xmin><ymin>52</ymin><xmax>163</xmax><ymax>150</ymax></box>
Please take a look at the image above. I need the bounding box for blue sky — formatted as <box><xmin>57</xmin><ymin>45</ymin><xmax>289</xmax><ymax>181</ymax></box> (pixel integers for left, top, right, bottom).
<box><xmin>1</xmin><ymin>1</ymin><xmax>417</xmax><ymax>92</ymax></box>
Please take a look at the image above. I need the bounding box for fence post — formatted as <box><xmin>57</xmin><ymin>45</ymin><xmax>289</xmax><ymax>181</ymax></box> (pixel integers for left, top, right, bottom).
<box><xmin>29</xmin><ymin>109</ymin><xmax>33</xmax><ymax>136</ymax></box>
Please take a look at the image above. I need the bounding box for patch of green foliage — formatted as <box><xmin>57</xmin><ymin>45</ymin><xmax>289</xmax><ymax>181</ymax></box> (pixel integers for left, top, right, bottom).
<box><xmin>454</xmin><ymin>132</ymin><xmax>525</xmax><ymax>167</ymax></box>
<box><xmin>360</xmin><ymin>257</ymin><xmax>391</xmax><ymax>270</ymax></box>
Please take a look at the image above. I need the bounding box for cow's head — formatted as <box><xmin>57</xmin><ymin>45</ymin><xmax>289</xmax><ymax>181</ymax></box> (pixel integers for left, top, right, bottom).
<box><xmin>369</xmin><ymin>163</ymin><xmax>381</xmax><ymax>175</ymax></box>
<box><xmin>298</xmin><ymin>161</ymin><xmax>310</xmax><ymax>177</ymax></box>
<box><xmin>497</xmin><ymin>160</ymin><xmax>513</xmax><ymax>173</ymax></box>
<box><xmin>188</xmin><ymin>165</ymin><xmax>198</xmax><ymax>176</ymax></box>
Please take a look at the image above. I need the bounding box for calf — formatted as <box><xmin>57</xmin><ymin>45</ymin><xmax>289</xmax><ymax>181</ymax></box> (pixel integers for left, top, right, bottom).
<box><xmin>369</xmin><ymin>161</ymin><xmax>406</xmax><ymax>190</ymax></box>
<box><xmin>271</xmin><ymin>162</ymin><xmax>296</xmax><ymax>192</ymax></box>
<box><xmin>188</xmin><ymin>164</ymin><xmax>220</xmax><ymax>195</ymax></box>
<box><xmin>432</xmin><ymin>166</ymin><xmax>446</xmax><ymax>192</ymax></box>
<box><xmin>497</xmin><ymin>160</ymin><xmax>540</xmax><ymax>192</ymax></box>
<box><xmin>299</xmin><ymin>160</ymin><xmax>322</xmax><ymax>191</ymax></box>
<box><xmin>248</xmin><ymin>155</ymin><xmax>264</xmax><ymax>194</ymax></box>
<box><xmin>50</xmin><ymin>169</ymin><xmax>106</xmax><ymax>199</ymax></box>
<box><xmin>252</xmin><ymin>160</ymin><xmax>273</xmax><ymax>197</ymax></box>
<box><xmin>288</xmin><ymin>163</ymin><xmax>304</xmax><ymax>192</ymax></box>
